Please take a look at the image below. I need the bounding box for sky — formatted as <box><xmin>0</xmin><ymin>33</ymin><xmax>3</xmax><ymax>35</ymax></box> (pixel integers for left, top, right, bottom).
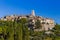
<box><xmin>0</xmin><ymin>0</ymin><xmax>60</xmax><ymax>24</ymax></box>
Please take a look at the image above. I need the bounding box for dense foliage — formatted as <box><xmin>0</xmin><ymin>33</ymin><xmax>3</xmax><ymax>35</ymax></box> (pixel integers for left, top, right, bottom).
<box><xmin>0</xmin><ymin>18</ymin><xmax>60</xmax><ymax>40</ymax></box>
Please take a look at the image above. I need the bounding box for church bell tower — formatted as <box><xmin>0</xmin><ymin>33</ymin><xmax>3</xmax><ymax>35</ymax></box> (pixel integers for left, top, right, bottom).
<box><xmin>31</xmin><ymin>10</ymin><xmax>35</xmax><ymax>16</ymax></box>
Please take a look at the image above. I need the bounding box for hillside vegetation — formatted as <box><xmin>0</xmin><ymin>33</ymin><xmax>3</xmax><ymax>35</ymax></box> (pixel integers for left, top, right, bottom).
<box><xmin>0</xmin><ymin>18</ymin><xmax>60</xmax><ymax>40</ymax></box>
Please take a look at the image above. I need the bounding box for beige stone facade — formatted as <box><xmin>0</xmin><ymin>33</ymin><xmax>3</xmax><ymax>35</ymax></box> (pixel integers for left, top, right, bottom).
<box><xmin>0</xmin><ymin>10</ymin><xmax>55</xmax><ymax>31</ymax></box>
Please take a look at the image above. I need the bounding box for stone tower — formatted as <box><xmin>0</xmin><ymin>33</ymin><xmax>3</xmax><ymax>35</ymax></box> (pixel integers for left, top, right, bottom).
<box><xmin>31</xmin><ymin>10</ymin><xmax>35</xmax><ymax>16</ymax></box>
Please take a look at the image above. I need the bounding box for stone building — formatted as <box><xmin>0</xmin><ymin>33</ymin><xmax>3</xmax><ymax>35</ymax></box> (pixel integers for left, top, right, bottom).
<box><xmin>0</xmin><ymin>10</ymin><xmax>55</xmax><ymax>31</ymax></box>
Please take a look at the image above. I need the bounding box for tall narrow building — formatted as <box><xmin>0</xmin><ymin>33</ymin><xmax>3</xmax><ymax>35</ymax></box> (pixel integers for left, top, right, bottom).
<box><xmin>31</xmin><ymin>10</ymin><xmax>35</xmax><ymax>16</ymax></box>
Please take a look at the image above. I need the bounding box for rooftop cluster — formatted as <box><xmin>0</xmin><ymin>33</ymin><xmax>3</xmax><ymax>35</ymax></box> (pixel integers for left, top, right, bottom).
<box><xmin>0</xmin><ymin>10</ymin><xmax>55</xmax><ymax>31</ymax></box>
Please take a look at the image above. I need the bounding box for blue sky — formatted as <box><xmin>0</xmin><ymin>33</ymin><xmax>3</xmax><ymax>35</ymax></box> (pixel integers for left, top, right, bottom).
<box><xmin>0</xmin><ymin>0</ymin><xmax>60</xmax><ymax>24</ymax></box>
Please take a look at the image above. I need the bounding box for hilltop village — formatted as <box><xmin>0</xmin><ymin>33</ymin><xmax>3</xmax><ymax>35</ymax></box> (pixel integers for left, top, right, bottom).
<box><xmin>0</xmin><ymin>10</ymin><xmax>55</xmax><ymax>31</ymax></box>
